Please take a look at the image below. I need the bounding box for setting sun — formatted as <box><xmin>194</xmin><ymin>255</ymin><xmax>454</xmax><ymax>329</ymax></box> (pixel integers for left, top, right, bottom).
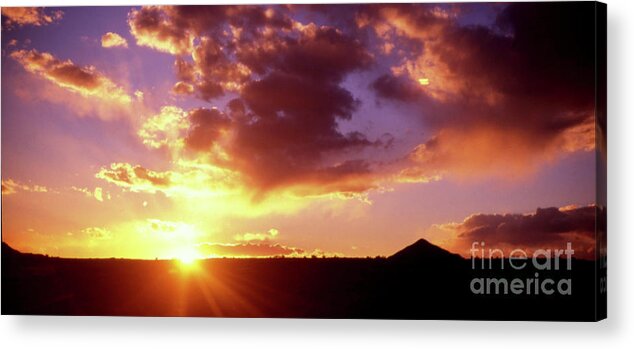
<box><xmin>174</xmin><ymin>247</ymin><xmax>201</xmax><ymax>267</ymax></box>
<box><xmin>177</xmin><ymin>255</ymin><xmax>197</xmax><ymax>265</ymax></box>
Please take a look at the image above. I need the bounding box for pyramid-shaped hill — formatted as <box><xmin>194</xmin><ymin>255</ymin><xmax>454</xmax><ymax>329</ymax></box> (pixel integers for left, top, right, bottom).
<box><xmin>389</xmin><ymin>238</ymin><xmax>464</xmax><ymax>264</ymax></box>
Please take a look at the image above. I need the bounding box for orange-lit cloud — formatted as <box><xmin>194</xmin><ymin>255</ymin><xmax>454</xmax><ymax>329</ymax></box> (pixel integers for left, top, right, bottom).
<box><xmin>10</xmin><ymin>49</ymin><xmax>132</xmax><ymax>106</ymax></box>
<box><xmin>196</xmin><ymin>242</ymin><xmax>304</xmax><ymax>258</ymax></box>
<box><xmin>234</xmin><ymin>228</ymin><xmax>279</xmax><ymax>242</ymax></box>
<box><xmin>399</xmin><ymin>121</ymin><xmax>596</xmax><ymax>182</ymax></box>
<box><xmin>195</xmin><ymin>233</ymin><xmax>341</xmax><ymax>258</ymax></box>
<box><xmin>1</xmin><ymin>179</ymin><xmax>49</xmax><ymax>195</ymax></box>
<box><xmin>71</xmin><ymin>186</ymin><xmax>109</xmax><ymax>202</ymax></box>
<box><xmin>127</xmin><ymin>5</ymin><xmax>293</xmax><ymax>59</ymax></box>
<box><xmin>131</xmin><ymin>6</ymin><xmax>258</xmax><ymax>100</ymax></box>
<box><xmin>134</xmin><ymin>104</ymin><xmax>385</xmax><ymax>200</ymax></box>
<box><xmin>137</xmin><ymin>106</ymin><xmax>189</xmax><ymax>151</ymax></box>
<box><xmin>557</xmin><ymin>115</ymin><xmax>596</xmax><ymax>153</ymax></box>
<box><xmin>10</xmin><ymin>219</ymin><xmax>204</xmax><ymax>259</ymax></box>
<box><xmin>140</xmin><ymin>219</ymin><xmax>199</xmax><ymax>239</ymax></box>
<box><xmin>358</xmin><ymin>5</ymin><xmax>500</xmax><ymax>103</ymax></box>
<box><xmin>191</xmin><ymin>225</ymin><xmax>342</xmax><ymax>260</ymax></box>
<box><xmin>196</xmin><ymin>235</ymin><xmax>342</xmax><ymax>258</ymax></box>
<box><xmin>171</xmin><ymin>81</ymin><xmax>194</xmax><ymax>95</ymax></box>
<box><xmin>101</xmin><ymin>32</ymin><xmax>128</xmax><ymax>48</ymax></box>
<box><xmin>423</xmin><ymin>205</ymin><xmax>599</xmax><ymax>259</ymax></box>
<box><xmin>95</xmin><ymin>161</ymin><xmax>240</xmax><ymax>199</ymax></box>
<box><xmin>2</xmin><ymin>7</ymin><xmax>63</xmax><ymax>28</ymax></box>
<box><xmin>82</xmin><ymin>227</ymin><xmax>112</xmax><ymax>240</ymax></box>
<box><xmin>127</xmin><ymin>6</ymin><xmax>195</xmax><ymax>55</ymax></box>
<box><xmin>95</xmin><ymin>163</ymin><xmax>172</xmax><ymax>193</ymax></box>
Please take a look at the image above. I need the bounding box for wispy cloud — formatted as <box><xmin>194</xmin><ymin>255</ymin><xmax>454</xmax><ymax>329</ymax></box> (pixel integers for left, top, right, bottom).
<box><xmin>10</xmin><ymin>49</ymin><xmax>132</xmax><ymax>105</ymax></box>
<box><xmin>234</xmin><ymin>228</ymin><xmax>279</xmax><ymax>242</ymax></box>
<box><xmin>2</xmin><ymin>179</ymin><xmax>49</xmax><ymax>195</ymax></box>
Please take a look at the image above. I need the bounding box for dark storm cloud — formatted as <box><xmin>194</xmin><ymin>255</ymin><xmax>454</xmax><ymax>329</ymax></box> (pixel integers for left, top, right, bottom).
<box><xmin>364</xmin><ymin>3</ymin><xmax>598</xmax><ymax>180</ymax></box>
<box><xmin>458</xmin><ymin>206</ymin><xmax>596</xmax><ymax>244</ymax></box>
<box><xmin>368</xmin><ymin>2</ymin><xmax>596</xmax><ymax>119</ymax></box>
<box><xmin>182</xmin><ymin>78</ymin><xmax>380</xmax><ymax>195</ymax></box>
<box><xmin>185</xmin><ymin>108</ymin><xmax>232</xmax><ymax>152</ymax></box>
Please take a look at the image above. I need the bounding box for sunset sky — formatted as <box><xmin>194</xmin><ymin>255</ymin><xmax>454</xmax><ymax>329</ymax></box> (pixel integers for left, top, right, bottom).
<box><xmin>1</xmin><ymin>3</ymin><xmax>599</xmax><ymax>260</ymax></box>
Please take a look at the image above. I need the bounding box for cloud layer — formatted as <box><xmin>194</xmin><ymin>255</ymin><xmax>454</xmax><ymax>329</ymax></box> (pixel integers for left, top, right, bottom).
<box><xmin>425</xmin><ymin>205</ymin><xmax>599</xmax><ymax>259</ymax></box>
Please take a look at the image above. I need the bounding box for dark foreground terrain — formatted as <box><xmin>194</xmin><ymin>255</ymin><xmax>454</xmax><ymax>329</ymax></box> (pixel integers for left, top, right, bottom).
<box><xmin>2</xmin><ymin>239</ymin><xmax>602</xmax><ymax>320</ymax></box>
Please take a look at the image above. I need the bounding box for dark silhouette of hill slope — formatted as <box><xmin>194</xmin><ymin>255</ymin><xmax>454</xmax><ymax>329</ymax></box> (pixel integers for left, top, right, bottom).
<box><xmin>2</xmin><ymin>242</ymin><xmax>20</xmax><ymax>258</ymax></box>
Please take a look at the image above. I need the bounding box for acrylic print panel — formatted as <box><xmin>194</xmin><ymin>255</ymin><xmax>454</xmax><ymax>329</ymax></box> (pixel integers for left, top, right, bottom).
<box><xmin>1</xmin><ymin>2</ymin><xmax>607</xmax><ymax>320</ymax></box>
